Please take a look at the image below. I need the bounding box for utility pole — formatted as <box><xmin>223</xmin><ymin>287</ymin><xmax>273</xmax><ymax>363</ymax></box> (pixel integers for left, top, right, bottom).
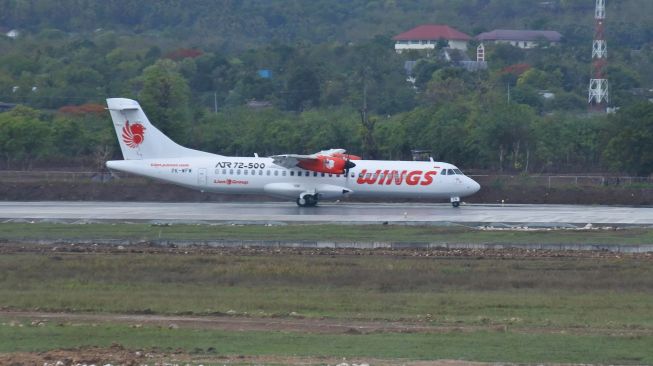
<box><xmin>359</xmin><ymin>68</ymin><xmax>378</xmax><ymax>159</ymax></box>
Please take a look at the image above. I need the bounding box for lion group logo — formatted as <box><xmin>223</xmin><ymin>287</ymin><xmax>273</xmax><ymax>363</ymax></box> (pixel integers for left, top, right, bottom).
<box><xmin>122</xmin><ymin>120</ymin><xmax>146</xmax><ymax>148</ymax></box>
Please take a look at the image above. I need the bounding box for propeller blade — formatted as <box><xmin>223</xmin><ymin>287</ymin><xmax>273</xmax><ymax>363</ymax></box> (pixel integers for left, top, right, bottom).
<box><xmin>344</xmin><ymin>157</ymin><xmax>356</xmax><ymax>177</ymax></box>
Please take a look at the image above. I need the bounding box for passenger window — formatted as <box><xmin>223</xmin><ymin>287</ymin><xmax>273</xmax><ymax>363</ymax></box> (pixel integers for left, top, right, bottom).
<box><xmin>229</xmin><ymin>169</ymin><xmax>234</xmax><ymax>174</ymax></box>
<box><xmin>244</xmin><ymin>170</ymin><xmax>248</xmax><ymax>175</ymax></box>
<box><xmin>282</xmin><ymin>171</ymin><xmax>287</xmax><ymax>176</ymax></box>
<box><xmin>290</xmin><ymin>171</ymin><xmax>294</xmax><ymax>176</ymax></box>
<box><xmin>274</xmin><ymin>171</ymin><xmax>278</xmax><ymax>176</ymax></box>
<box><xmin>222</xmin><ymin>169</ymin><xmax>227</xmax><ymax>175</ymax></box>
<box><xmin>305</xmin><ymin>171</ymin><xmax>310</xmax><ymax>177</ymax></box>
<box><xmin>251</xmin><ymin>170</ymin><xmax>255</xmax><ymax>175</ymax></box>
<box><xmin>237</xmin><ymin>169</ymin><xmax>241</xmax><ymax>175</ymax></box>
<box><xmin>313</xmin><ymin>172</ymin><xmax>317</xmax><ymax>177</ymax></box>
<box><xmin>266</xmin><ymin>170</ymin><xmax>271</xmax><ymax>176</ymax></box>
<box><xmin>336</xmin><ymin>174</ymin><xmax>340</xmax><ymax>178</ymax></box>
<box><xmin>329</xmin><ymin>174</ymin><xmax>333</xmax><ymax>177</ymax></box>
<box><xmin>259</xmin><ymin>170</ymin><xmax>263</xmax><ymax>175</ymax></box>
<box><xmin>321</xmin><ymin>173</ymin><xmax>325</xmax><ymax>177</ymax></box>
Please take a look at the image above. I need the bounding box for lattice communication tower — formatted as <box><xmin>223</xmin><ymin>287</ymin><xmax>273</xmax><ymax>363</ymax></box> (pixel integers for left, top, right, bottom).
<box><xmin>588</xmin><ymin>0</ymin><xmax>608</xmax><ymax>111</ymax></box>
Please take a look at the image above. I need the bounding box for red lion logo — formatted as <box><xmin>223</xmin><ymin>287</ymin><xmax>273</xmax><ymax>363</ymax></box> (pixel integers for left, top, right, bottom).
<box><xmin>122</xmin><ymin>120</ymin><xmax>146</xmax><ymax>148</ymax></box>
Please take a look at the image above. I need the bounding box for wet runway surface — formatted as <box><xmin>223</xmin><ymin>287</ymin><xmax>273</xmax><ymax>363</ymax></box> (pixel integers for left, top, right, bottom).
<box><xmin>0</xmin><ymin>201</ymin><xmax>651</xmax><ymax>226</ymax></box>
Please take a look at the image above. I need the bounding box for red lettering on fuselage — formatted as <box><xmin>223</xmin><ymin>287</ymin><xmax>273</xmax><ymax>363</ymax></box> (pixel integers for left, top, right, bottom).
<box><xmin>357</xmin><ymin>169</ymin><xmax>381</xmax><ymax>184</ymax></box>
<box><xmin>357</xmin><ymin>169</ymin><xmax>437</xmax><ymax>186</ymax></box>
<box><xmin>385</xmin><ymin>170</ymin><xmax>407</xmax><ymax>185</ymax></box>
<box><xmin>421</xmin><ymin>171</ymin><xmax>437</xmax><ymax>186</ymax></box>
<box><xmin>377</xmin><ymin>170</ymin><xmax>390</xmax><ymax>185</ymax></box>
<box><xmin>406</xmin><ymin>170</ymin><xmax>423</xmax><ymax>185</ymax></box>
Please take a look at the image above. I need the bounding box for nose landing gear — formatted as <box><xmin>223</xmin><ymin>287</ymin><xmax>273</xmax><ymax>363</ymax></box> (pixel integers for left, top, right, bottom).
<box><xmin>450</xmin><ymin>196</ymin><xmax>460</xmax><ymax>208</ymax></box>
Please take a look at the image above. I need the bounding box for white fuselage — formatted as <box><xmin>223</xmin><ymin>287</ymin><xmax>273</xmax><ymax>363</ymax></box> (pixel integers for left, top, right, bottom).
<box><xmin>107</xmin><ymin>154</ymin><xmax>481</xmax><ymax>201</ymax></box>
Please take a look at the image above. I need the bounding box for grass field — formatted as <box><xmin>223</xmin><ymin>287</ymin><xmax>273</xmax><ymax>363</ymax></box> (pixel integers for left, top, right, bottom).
<box><xmin>1</xmin><ymin>222</ymin><xmax>653</xmax><ymax>364</ymax></box>
<box><xmin>2</xmin><ymin>222</ymin><xmax>653</xmax><ymax>244</ymax></box>
<box><xmin>2</xmin><ymin>319</ymin><xmax>652</xmax><ymax>364</ymax></box>
<box><xmin>1</xmin><ymin>252</ymin><xmax>652</xmax><ymax>329</ymax></box>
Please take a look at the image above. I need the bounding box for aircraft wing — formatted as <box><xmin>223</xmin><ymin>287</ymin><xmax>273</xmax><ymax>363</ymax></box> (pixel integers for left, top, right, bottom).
<box><xmin>270</xmin><ymin>149</ymin><xmax>356</xmax><ymax>174</ymax></box>
<box><xmin>270</xmin><ymin>154</ymin><xmax>314</xmax><ymax>169</ymax></box>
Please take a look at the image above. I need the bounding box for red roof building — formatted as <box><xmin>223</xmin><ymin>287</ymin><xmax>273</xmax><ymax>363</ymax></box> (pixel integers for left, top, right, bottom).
<box><xmin>393</xmin><ymin>25</ymin><xmax>472</xmax><ymax>53</ymax></box>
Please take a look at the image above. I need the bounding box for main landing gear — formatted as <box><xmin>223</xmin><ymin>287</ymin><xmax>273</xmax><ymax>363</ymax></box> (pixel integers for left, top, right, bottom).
<box><xmin>450</xmin><ymin>196</ymin><xmax>461</xmax><ymax>208</ymax></box>
<box><xmin>296</xmin><ymin>194</ymin><xmax>318</xmax><ymax>207</ymax></box>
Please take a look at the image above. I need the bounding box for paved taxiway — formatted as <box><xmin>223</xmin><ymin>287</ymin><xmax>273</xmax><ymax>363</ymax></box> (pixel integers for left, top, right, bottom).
<box><xmin>0</xmin><ymin>201</ymin><xmax>651</xmax><ymax>226</ymax></box>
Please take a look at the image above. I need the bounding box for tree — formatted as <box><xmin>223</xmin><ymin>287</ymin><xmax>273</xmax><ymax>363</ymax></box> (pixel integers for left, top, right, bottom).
<box><xmin>470</xmin><ymin>103</ymin><xmax>537</xmax><ymax>172</ymax></box>
<box><xmin>138</xmin><ymin>59</ymin><xmax>192</xmax><ymax>143</ymax></box>
<box><xmin>0</xmin><ymin>106</ymin><xmax>53</xmax><ymax>168</ymax></box>
<box><xmin>604</xmin><ymin>103</ymin><xmax>653</xmax><ymax>176</ymax></box>
<box><xmin>284</xmin><ymin>66</ymin><xmax>321</xmax><ymax>111</ymax></box>
<box><xmin>487</xmin><ymin>43</ymin><xmax>525</xmax><ymax>69</ymax></box>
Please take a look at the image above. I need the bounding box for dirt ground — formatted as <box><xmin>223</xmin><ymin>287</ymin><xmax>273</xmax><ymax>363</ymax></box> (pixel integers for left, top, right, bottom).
<box><xmin>2</xmin><ymin>309</ymin><xmax>650</xmax><ymax>337</ymax></box>
<box><xmin>0</xmin><ymin>345</ymin><xmax>496</xmax><ymax>366</ymax></box>
<box><xmin>2</xmin><ymin>241</ymin><xmax>652</xmax><ymax>260</ymax></box>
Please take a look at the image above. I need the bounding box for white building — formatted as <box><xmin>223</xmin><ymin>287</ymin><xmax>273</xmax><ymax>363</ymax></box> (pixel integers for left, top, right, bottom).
<box><xmin>476</xmin><ymin>30</ymin><xmax>562</xmax><ymax>49</ymax></box>
<box><xmin>6</xmin><ymin>29</ymin><xmax>19</xmax><ymax>39</ymax></box>
<box><xmin>393</xmin><ymin>24</ymin><xmax>472</xmax><ymax>53</ymax></box>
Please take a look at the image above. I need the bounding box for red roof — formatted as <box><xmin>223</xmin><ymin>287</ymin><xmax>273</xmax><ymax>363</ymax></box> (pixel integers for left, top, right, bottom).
<box><xmin>501</xmin><ymin>63</ymin><xmax>532</xmax><ymax>75</ymax></box>
<box><xmin>393</xmin><ymin>25</ymin><xmax>472</xmax><ymax>41</ymax></box>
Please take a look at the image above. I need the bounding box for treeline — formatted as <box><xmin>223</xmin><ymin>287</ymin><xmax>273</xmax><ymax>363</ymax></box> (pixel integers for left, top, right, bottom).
<box><xmin>0</xmin><ymin>1</ymin><xmax>652</xmax><ymax>174</ymax></box>
<box><xmin>2</xmin><ymin>0</ymin><xmax>653</xmax><ymax>52</ymax></box>
<box><xmin>2</xmin><ymin>94</ymin><xmax>653</xmax><ymax>175</ymax></box>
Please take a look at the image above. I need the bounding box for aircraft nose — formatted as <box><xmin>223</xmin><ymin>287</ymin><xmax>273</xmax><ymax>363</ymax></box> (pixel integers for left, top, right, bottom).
<box><xmin>468</xmin><ymin>178</ymin><xmax>481</xmax><ymax>194</ymax></box>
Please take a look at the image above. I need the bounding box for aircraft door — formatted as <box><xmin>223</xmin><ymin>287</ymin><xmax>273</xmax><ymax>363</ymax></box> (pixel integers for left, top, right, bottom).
<box><xmin>198</xmin><ymin>168</ymin><xmax>207</xmax><ymax>186</ymax></box>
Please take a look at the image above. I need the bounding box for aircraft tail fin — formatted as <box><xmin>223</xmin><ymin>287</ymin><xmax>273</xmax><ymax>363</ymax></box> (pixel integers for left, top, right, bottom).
<box><xmin>106</xmin><ymin>98</ymin><xmax>214</xmax><ymax>160</ymax></box>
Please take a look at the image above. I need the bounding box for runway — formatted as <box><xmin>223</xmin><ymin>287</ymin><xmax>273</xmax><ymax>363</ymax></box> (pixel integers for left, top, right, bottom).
<box><xmin>0</xmin><ymin>201</ymin><xmax>651</xmax><ymax>226</ymax></box>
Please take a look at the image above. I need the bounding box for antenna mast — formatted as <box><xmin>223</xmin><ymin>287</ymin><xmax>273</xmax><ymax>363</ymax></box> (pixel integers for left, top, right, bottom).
<box><xmin>588</xmin><ymin>0</ymin><xmax>608</xmax><ymax>112</ymax></box>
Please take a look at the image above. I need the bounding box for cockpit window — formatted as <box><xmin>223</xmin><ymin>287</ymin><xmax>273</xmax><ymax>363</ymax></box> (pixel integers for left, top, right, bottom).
<box><xmin>447</xmin><ymin>169</ymin><xmax>455</xmax><ymax>175</ymax></box>
<box><xmin>441</xmin><ymin>169</ymin><xmax>447</xmax><ymax>175</ymax></box>
<box><xmin>454</xmin><ymin>169</ymin><xmax>463</xmax><ymax>175</ymax></box>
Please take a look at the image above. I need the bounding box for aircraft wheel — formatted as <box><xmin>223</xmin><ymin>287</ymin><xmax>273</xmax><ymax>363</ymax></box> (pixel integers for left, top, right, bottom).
<box><xmin>452</xmin><ymin>201</ymin><xmax>460</xmax><ymax>208</ymax></box>
<box><xmin>306</xmin><ymin>194</ymin><xmax>318</xmax><ymax>207</ymax></box>
<box><xmin>297</xmin><ymin>195</ymin><xmax>318</xmax><ymax>207</ymax></box>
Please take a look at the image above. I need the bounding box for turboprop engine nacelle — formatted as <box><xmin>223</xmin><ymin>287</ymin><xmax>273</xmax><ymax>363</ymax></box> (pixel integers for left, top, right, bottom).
<box><xmin>297</xmin><ymin>155</ymin><xmax>356</xmax><ymax>174</ymax></box>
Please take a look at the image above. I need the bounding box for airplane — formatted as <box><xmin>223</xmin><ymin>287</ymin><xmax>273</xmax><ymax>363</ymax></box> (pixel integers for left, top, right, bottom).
<box><xmin>105</xmin><ymin>98</ymin><xmax>480</xmax><ymax>207</ymax></box>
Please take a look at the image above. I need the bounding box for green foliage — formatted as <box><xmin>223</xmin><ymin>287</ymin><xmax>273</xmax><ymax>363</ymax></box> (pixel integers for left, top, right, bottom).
<box><xmin>487</xmin><ymin>43</ymin><xmax>526</xmax><ymax>69</ymax></box>
<box><xmin>472</xmin><ymin>103</ymin><xmax>537</xmax><ymax>171</ymax></box>
<box><xmin>0</xmin><ymin>106</ymin><xmax>52</xmax><ymax>167</ymax></box>
<box><xmin>284</xmin><ymin>66</ymin><xmax>321</xmax><ymax>111</ymax></box>
<box><xmin>604</xmin><ymin>102</ymin><xmax>653</xmax><ymax>175</ymax></box>
<box><xmin>531</xmin><ymin>114</ymin><xmax>607</xmax><ymax>172</ymax></box>
<box><xmin>195</xmin><ymin>106</ymin><xmax>361</xmax><ymax>156</ymax></box>
<box><xmin>0</xmin><ymin>1</ymin><xmax>651</xmax><ymax>173</ymax></box>
<box><xmin>139</xmin><ymin>59</ymin><xmax>191</xmax><ymax>142</ymax></box>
